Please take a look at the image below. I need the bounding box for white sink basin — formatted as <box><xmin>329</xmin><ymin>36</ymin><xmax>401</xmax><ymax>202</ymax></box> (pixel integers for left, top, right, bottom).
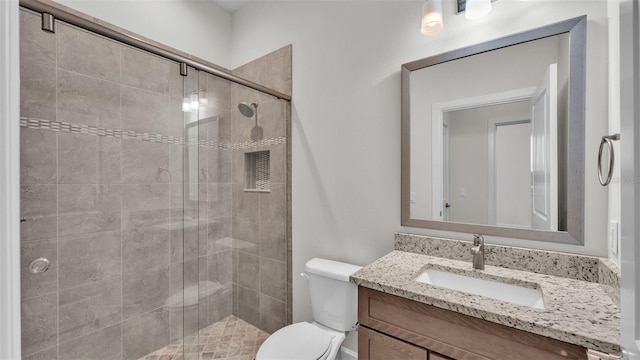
<box><xmin>415</xmin><ymin>269</ymin><xmax>545</xmax><ymax>309</ymax></box>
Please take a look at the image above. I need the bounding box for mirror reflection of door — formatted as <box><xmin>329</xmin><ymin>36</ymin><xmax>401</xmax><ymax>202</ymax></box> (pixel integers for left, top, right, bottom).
<box><xmin>531</xmin><ymin>63</ymin><xmax>558</xmax><ymax>231</ymax></box>
<box><xmin>444</xmin><ymin>101</ymin><xmax>530</xmax><ymax>225</ymax></box>
<box><xmin>489</xmin><ymin>119</ymin><xmax>532</xmax><ymax>229</ymax></box>
<box><xmin>442</xmin><ymin>121</ymin><xmax>450</xmax><ymax>221</ymax></box>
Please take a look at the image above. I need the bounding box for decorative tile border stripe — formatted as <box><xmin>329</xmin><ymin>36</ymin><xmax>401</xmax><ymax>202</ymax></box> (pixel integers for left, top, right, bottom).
<box><xmin>20</xmin><ymin>117</ymin><xmax>285</xmax><ymax>151</ymax></box>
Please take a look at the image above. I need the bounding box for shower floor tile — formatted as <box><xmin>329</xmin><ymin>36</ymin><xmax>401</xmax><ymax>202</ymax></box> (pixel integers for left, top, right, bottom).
<box><xmin>139</xmin><ymin>315</ymin><xmax>269</xmax><ymax>360</ymax></box>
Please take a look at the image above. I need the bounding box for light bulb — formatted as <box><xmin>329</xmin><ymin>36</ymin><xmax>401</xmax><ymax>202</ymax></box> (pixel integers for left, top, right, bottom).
<box><xmin>465</xmin><ymin>0</ymin><xmax>492</xmax><ymax>20</ymax></box>
<box><xmin>421</xmin><ymin>0</ymin><xmax>443</xmax><ymax>35</ymax></box>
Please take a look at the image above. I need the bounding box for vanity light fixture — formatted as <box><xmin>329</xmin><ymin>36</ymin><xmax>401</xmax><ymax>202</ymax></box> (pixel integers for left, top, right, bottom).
<box><xmin>464</xmin><ymin>0</ymin><xmax>493</xmax><ymax>20</ymax></box>
<box><xmin>421</xmin><ymin>0</ymin><xmax>443</xmax><ymax>35</ymax></box>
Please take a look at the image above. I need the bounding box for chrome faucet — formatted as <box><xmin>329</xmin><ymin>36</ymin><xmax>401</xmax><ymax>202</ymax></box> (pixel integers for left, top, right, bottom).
<box><xmin>470</xmin><ymin>234</ymin><xmax>485</xmax><ymax>270</ymax></box>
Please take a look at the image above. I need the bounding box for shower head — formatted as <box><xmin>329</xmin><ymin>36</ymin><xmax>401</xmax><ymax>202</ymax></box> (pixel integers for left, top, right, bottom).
<box><xmin>238</xmin><ymin>102</ymin><xmax>258</xmax><ymax>118</ymax></box>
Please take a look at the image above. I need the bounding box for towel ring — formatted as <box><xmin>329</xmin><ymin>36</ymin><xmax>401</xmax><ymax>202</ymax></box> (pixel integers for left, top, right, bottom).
<box><xmin>598</xmin><ymin>133</ymin><xmax>620</xmax><ymax>186</ymax></box>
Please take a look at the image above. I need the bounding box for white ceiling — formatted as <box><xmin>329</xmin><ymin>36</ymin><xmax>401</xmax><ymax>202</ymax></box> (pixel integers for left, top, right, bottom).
<box><xmin>211</xmin><ymin>0</ymin><xmax>249</xmax><ymax>13</ymax></box>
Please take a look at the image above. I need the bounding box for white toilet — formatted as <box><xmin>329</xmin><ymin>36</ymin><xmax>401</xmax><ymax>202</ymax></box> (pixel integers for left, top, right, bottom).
<box><xmin>256</xmin><ymin>258</ymin><xmax>362</xmax><ymax>360</ymax></box>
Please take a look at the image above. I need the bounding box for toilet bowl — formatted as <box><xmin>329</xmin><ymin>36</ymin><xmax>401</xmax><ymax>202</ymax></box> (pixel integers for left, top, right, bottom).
<box><xmin>255</xmin><ymin>258</ymin><xmax>362</xmax><ymax>360</ymax></box>
<box><xmin>255</xmin><ymin>322</ymin><xmax>345</xmax><ymax>360</ymax></box>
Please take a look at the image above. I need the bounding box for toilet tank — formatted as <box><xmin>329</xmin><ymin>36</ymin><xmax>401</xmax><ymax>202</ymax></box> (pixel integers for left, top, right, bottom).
<box><xmin>305</xmin><ymin>258</ymin><xmax>362</xmax><ymax>332</ymax></box>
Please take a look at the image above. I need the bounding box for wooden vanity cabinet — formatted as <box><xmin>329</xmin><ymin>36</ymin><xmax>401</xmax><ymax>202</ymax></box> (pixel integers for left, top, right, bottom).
<box><xmin>357</xmin><ymin>286</ymin><xmax>588</xmax><ymax>360</ymax></box>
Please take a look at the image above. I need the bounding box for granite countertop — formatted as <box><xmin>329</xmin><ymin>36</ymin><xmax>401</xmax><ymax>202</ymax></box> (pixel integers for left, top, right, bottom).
<box><xmin>350</xmin><ymin>250</ymin><xmax>620</xmax><ymax>354</ymax></box>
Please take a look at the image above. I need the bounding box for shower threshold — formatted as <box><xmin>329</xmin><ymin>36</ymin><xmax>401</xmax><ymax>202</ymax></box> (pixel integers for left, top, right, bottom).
<box><xmin>139</xmin><ymin>315</ymin><xmax>269</xmax><ymax>360</ymax></box>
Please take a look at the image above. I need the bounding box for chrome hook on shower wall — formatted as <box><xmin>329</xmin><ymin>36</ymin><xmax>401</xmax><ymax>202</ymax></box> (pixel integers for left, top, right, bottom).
<box><xmin>598</xmin><ymin>133</ymin><xmax>620</xmax><ymax>186</ymax></box>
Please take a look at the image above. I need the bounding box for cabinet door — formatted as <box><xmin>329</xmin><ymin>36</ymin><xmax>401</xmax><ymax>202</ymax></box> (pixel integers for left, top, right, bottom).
<box><xmin>359</xmin><ymin>326</ymin><xmax>427</xmax><ymax>360</ymax></box>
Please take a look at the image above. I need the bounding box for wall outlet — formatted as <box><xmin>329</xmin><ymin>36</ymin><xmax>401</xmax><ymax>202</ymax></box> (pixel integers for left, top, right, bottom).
<box><xmin>609</xmin><ymin>221</ymin><xmax>619</xmax><ymax>256</ymax></box>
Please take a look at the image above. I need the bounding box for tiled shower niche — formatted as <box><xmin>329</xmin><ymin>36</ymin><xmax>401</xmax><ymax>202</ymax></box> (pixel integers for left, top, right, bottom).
<box><xmin>245</xmin><ymin>151</ymin><xmax>271</xmax><ymax>191</ymax></box>
<box><xmin>19</xmin><ymin>6</ymin><xmax>291</xmax><ymax>360</ymax></box>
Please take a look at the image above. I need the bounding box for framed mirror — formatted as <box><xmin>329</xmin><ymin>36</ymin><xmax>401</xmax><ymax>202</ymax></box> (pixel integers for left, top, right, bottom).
<box><xmin>401</xmin><ymin>16</ymin><xmax>586</xmax><ymax>245</ymax></box>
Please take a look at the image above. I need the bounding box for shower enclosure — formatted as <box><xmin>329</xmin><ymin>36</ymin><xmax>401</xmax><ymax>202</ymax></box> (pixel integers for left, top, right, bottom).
<box><xmin>19</xmin><ymin>4</ymin><xmax>291</xmax><ymax>359</ymax></box>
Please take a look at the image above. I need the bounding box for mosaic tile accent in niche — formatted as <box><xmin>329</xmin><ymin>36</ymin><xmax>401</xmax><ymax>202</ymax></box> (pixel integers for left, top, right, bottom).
<box><xmin>20</xmin><ymin>117</ymin><xmax>286</xmax><ymax>151</ymax></box>
<box><xmin>245</xmin><ymin>151</ymin><xmax>271</xmax><ymax>191</ymax></box>
<box><xmin>139</xmin><ymin>315</ymin><xmax>269</xmax><ymax>360</ymax></box>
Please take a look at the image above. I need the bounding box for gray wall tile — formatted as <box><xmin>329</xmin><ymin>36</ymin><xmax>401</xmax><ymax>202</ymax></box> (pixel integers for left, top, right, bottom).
<box><xmin>208</xmin><ymin>183</ymin><xmax>232</xmax><ymax>219</ymax></box>
<box><xmin>168</xmin><ymin>145</ymin><xmax>185</xmax><ymax>184</ymax></box>
<box><xmin>259</xmin><ymin>183</ymin><xmax>286</xmax><ymax>224</ymax></box>
<box><xmin>58</xmin><ymin>230</ymin><xmax>121</xmax><ymax>290</ymax></box>
<box><xmin>168</xmin><ymin>63</ymin><xmax>184</xmax><ymax>99</ymax></box>
<box><xmin>122</xmin><ymin>139</ymin><xmax>170</xmax><ymax>184</ymax></box>
<box><xmin>21</xmin><ymin>293</ymin><xmax>58</xmax><ymax>356</ymax></box>
<box><xmin>168</xmin><ymin>97</ymin><xmax>186</xmax><ymax>139</ymax></box>
<box><xmin>167</xmin><ymin>258</ymin><xmax>199</xmax><ymax>342</ymax></box>
<box><xmin>59</xmin><ymin>323</ymin><xmax>122</xmax><ymax>360</ymax></box>
<box><xmin>259</xmin><ymin>295</ymin><xmax>286</xmax><ymax>334</ymax></box>
<box><xmin>259</xmin><ymin>220</ymin><xmax>286</xmax><ymax>262</ymax></box>
<box><xmin>232</xmin><ymin>217</ymin><xmax>258</xmax><ymax>255</ymax></box>
<box><xmin>57</xmin><ymin>133</ymin><xmax>97</xmax><ymax>184</ymax></box>
<box><xmin>123</xmin><ymin>308</ymin><xmax>170</xmax><ymax>360</ymax></box>
<box><xmin>207</xmin><ymin>218</ymin><xmax>232</xmax><ymax>254</ymax></box>
<box><xmin>58</xmin><ymin>277</ymin><xmax>122</xmax><ymax>342</ymax></box>
<box><xmin>257</xmin><ymin>99</ymin><xmax>286</xmax><ymax>139</ymax></box>
<box><xmin>270</xmin><ymin>144</ymin><xmax>287</xmax><ymax>184</ymax></box>
<box><xmin>121</xmin><ymin>86</ymin><xmax>170</xmax><ymax>135</ymax></box>
<box><xmin>232</xmin><ymin>283</ymin><xmax>238</xmax><ymax>316</ymax></box>
<box><xmin>57</xmin><ymin>69</ymin><xmax>121</xmax><ymax>129</ymax></box>
<box><xmin>19</xmin><ymin>11</ymin><xmax>56</xmax><ymax>67</ymax></box>
<box><xmin>123</xmin><ymin>226</ymin><xmax>170</xmax><ymax>274</ymax></box>
<box><xmin>20</xmin><ymin>60</ymin><xmax>56</xmax><ymax>120</ymax></box>
<box><xmin>58</xmin><ymin>184</ymin><xmax>121</xmax><ymax>236</ymax></box>
<box><xmin>170</xmin><ymin>222</ymin><xmax>199</xmax><ymax>264</ymax></box>
<box><xmin>259</xmin><ymin>258</ymin><xmax>286</xmax><ymax>302</ymax></box>
<box><xmin>170</xmin><ymin>258</ymin><xmax>198</xmax><ymax>296</ymax></box>
<box><xmin>233</xmin><ymin>184</ymin><xmax>259</xmax><ymax>220</ymax></box>
<box><xmin>21</xmin><ymin>239</ymin><xmax>57</xmax><ymax>299</ymax></box>
<box><xmin>205</xmin><ymin>73</ymin><xmax>231</xmax><ymax>112</ymax></box>
<box><xmin>208</xmin><ymin>148</ymin><xmax>233</xmax><ymax>184</ymax></box>
<box><xmin>121</xmin><ymin>45</ymin><xmax>171</xmax><ymax>95</ymax></box>
<box><xmin>98</xmin><ymin>137</ymin><xmax>122</xmax><ymax>184</ymax></box>
<box><xmin>237</xmin><ymin>286</ymin><xmax>259</xmax><ymax>328</ymax></box>
<box><xmin>203</xmin><ymin>286</ymin><xmax>232</xmax><ymax>326</ymax></box>
<box><xmin>22</xmin><ymin>346</ymin><xmax>58</xmax><ymax>360</ymax></box>
<box><xmin>122</xmin><ymin>184</ymin><xmax>170</xmax><ymax>230</ymax></box>
<box><xmin>57</xmin><ymin>23</ymin><xmax>120</xmax><ymax>82</ymax></box>
<box><xmin>20</xmin><ymin>185</ymin><xmax>57</xmax><ymax>242</ymax></box>
<box><xmin>232</xmin><ymin>45</ymin><xmax>292</xmax><ymax>97</ymax></box>
<box><xmin>170</xmin><ymin>303</ymin><xmax>198</xmax><ymax>344</ymax></box>
<box><xmin>210</xmin><ymin>250</ymin><xmax>232</xmax><ymax>285</ymax></box>
<box><xmin>237</xmin><ymin>252</ymin><xmax>258</xmax><ymax>291</ymax></box>
<box><xmin>20</xmin><ymin>129</ymin><xmax>56</xmax><ymax>185</ymax></box>
<box><xmin>232</xmin><ymin>151</ymin><xmax>245</xmax><ymax>185</ymax></box>
<box><xmin>122</xmin><ymin>266</ymin><xmax>170</xmax><ymax>319</ymax></box>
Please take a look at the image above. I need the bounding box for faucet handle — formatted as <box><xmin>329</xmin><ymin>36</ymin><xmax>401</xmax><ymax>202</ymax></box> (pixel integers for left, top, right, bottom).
<box><xmin>473</xmin><ymin>234</ymin><xmax>484</xmax><ymax>246</ymax></box>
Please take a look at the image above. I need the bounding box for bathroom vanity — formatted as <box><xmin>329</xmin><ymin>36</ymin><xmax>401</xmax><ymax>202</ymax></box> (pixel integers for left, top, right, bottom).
<box><xmin>357</xmin><ymin>287</ymin><xmax>586</xmax><ymax>360</ymax></box>
<box><xmin>351</xmin><ymin>234</ymin><xmax>621</xmax><ymax>360</ymax></box>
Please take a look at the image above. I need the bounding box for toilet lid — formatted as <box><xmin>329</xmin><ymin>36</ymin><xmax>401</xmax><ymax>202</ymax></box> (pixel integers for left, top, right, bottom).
<box><xmin>256</xmin><ymin>322</ymin><xmax>333</xmax><ymax>360</ymax></box>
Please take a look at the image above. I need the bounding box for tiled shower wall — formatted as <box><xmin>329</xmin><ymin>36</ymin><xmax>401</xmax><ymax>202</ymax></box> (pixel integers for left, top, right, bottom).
<box><xmin>232</xmin><ymin>45</ymin><xmax>293</xmax><ymax>331</ymax></box>
<box><xmin>230</xmin><ymin>83</ymin><xmax>289</xmax><ymax>334</ymax></box>
<box><xmin>19</xmin><ymin>7</ymin><xmax>290</xmax><ymax>360</ymax></box>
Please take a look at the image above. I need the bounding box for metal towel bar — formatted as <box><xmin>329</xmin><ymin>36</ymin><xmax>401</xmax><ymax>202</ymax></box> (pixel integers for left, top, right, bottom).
<box><xmin>598</xmin><ymin>133</ymin><xmax>620</xmax><ymax>186</ymax></box>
